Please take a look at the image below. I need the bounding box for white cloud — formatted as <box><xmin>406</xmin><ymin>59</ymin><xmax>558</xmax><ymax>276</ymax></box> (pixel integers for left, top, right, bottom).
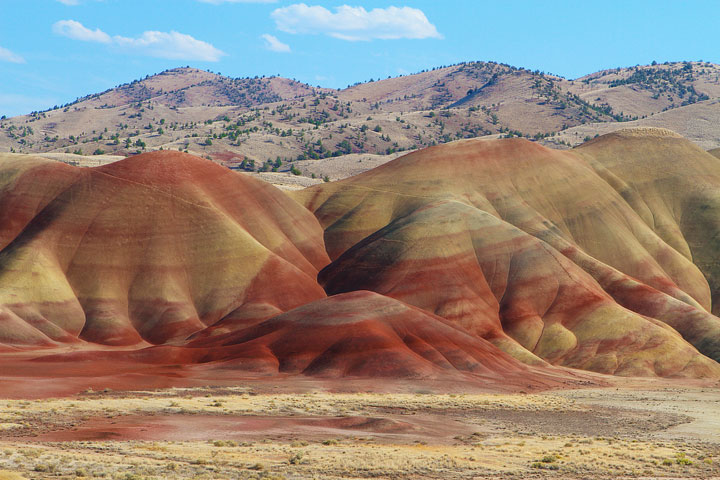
<box><xmin>260</xmin><ymin>34</ymin><xmax>290</xmax><ymax>53</ymax></box>
<box><xmin>0</xmin><ymin>46</ymin><xmax>25</xmax><ymax>64</ymax></box>
<box><xmin>56</xmin><ymin>0</ymin><xmax>107</xmax><ymax>5</ymax></box>
<box><xmin>51</xmin><ymin>20</ymin><xmax>225</xmax><ymax>61</ymax></box>
<box><xmin>52</xmin><ymin>20</ymin><xmax>111</xmax><ymax>43</ymax></box>
<box><xmin>199</xmin><ymin>0</ymin><xmax>276</xmax><ymax>3</ymax></box>
<box><xmin>114</xmin><ymin>31</ymin><xmax>225</xmax><ymax>61</ymax></box>
<box><xmin>271</xmin><ymin>4</ymin><xmax>442</xmax><ymax>41</ymax></box>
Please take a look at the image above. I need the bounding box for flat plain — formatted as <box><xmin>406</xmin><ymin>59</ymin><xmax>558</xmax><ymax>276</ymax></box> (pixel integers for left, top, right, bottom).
<box><xmin>1</xmin><ymin>378</ymin><xmax>719</xmax><ymax>480</ymax></box>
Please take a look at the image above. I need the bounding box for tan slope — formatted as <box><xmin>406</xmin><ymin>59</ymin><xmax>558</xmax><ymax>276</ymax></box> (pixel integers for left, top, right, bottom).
<box><xmin>576</xmin><ymin>128</ymin><xmax>720</xmax><ymax>316</ymax></box>
<box><xmin>569</xmin><ymin>61</ymin><xmax>720</xmax><ymax>118</ymax></box>
<box><xmin>550</xmin><ymin>98</ymin><xmax>720</xmax><ymax>150</ymax></box>
<box><xmin>0</xmin><ymin>151</ymin><xmax>328</xmax><ymax>347</ymax></box>
<box><xmin>4</xmin><ymin>61</ymin><xmax>719</xmax><ymax>179</ymax></box>
<box><xmin>338</xmin><ymin>62</ymin><xmax>614</xmax><ymax>127</ymax></box>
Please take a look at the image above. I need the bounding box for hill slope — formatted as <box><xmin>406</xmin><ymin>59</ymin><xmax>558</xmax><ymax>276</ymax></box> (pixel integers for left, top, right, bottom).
<box><xmin>295</xmin><ymin>129</ymin><xmax>720</xmax><ymax>377</ymax></box>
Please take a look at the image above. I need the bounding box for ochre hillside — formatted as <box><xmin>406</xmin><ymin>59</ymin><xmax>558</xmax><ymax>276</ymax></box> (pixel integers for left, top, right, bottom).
<box><xmin>2</xmin><ymin>131</ymin><xmax>720</xmax><ymax>391</ymax></box>
<box><xmin>296</xmin><ymin>129</ymin><xmax>720</xmax><ymax>377</ymax></box>
<box><xmin>177</xmin><ymin>291</ymin><xmax>547</xmax><ymax>381</ymax></box>
<box><xmin>0</xmin><ymin>150</ymin><xmax>560</xmax><ymax>388</ymax></box>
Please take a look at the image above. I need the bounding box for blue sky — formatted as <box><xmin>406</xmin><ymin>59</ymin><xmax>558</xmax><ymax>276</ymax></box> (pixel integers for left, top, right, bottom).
<box><xmin>1</xmin><ymin>0</ymin><xmax>718</xmax><ymax>117</ymax></box>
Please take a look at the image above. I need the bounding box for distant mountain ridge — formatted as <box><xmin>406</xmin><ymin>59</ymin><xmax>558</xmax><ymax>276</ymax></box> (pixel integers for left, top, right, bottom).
<box><xmin>2</xmin><ymin>60</ymin><xmax>719</xmax><ymax>179</ymax></box>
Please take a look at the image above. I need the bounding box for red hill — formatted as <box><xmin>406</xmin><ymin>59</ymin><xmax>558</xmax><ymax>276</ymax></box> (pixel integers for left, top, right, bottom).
<box><xmin>0</xmin><ymin>150</ymin><xmax>329</xmax><ymax>347</ymax></box>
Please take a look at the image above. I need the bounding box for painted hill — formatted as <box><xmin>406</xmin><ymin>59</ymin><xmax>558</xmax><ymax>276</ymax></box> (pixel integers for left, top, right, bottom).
<box><xmin>2</xmin><ymin>130</ymin><xmax>720</xmax><ymax>387</ymax></box>
<box><xmin>179</xmin><ymin>291</ymin><xmax>542</xmax><ymax>380</ymax></box>
<box><xmin>1</xmin><ymin>61</ymin><xmax>719</xmax><ymax>185</ymax></box>
<box><xmin>295</xmin><ymin>129</ymin><xmax>720</xmax><ymax>377</ymax></box>
<box><xmin>0</xmin><ymin>150</ymin><xmax>329</xmax><ymax>347</ymax></box>
<box><xmin>20</xmin><ymin>291</ymin><xmax>582</xmax><ymax>393</ymax></box>
<box><xmin>0</xmin><ymin>149</ymin><xmax>573</xmax><ymax>388</ymax></box>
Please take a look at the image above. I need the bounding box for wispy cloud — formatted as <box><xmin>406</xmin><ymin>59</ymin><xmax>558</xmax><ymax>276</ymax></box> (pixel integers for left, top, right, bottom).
<box><xmin>271</xmin><ymin>4</ymin><xmax>442</xmax><ymax>41</ymax></box>
<box><xmin>260</xmin><ymin>34</ymin><xmax>290</xmax><ymax>53</ymax></box>
<box><xmin>52</xmin><ymin>20</ymin><xmax>111</xmax><ymax>43</ymax></box>
<box><xmin>56</xmin><ymin>0</ymin><xmax>105</xmax><ymax>5</ymax></box>
<box><xmin>114</xmin><ymin>31</ymin><xmax>225</xmax><ymax>61</ymax></box>
<box><xmin>51</xmin><ymin>20</ymin><xmax>225</xmax><ymax>61</ymax></box>
<box><xmin>0</xmin><ymin>46</ymin><xmax>25</xmax><ymax>64</ymax></box>
<box><xmin>198</xmin><ymin>0</ymin><xmax>276</xmax><ymax>3</ymax></box>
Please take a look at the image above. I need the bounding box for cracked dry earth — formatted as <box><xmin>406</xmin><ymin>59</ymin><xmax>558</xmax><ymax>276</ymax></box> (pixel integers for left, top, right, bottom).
<box><xmin>0</xmin><ymin>383</ymin><xmax>719</xmax><ymax>479</ymax></box>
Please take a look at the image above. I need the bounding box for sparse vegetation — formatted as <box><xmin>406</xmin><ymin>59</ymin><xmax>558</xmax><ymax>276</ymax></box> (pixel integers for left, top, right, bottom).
<box><xmin>0</xmin><ymin>387</ymin><xmax>716</xmax><ymax>480</ymax></box>
<box><xmin>3</xmin><ymin>61</ymin><xmax>717</xmax><ymax>172</ymax></box>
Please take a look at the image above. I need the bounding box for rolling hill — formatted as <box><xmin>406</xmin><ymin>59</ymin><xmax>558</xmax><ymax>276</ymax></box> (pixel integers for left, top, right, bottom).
<box><xmin>2</xmin><ymin>61</ymin><xmax>720</xmax><ymax>183</ymax></box>
<box><xmin>295</xmin><ymin>128</ymin><xmax>720</xmax><ymax>377</ymax></box>
<box><xmin>1</xmin><ymin>128</ymin><xmax>720</xmax><ymax>387</ymax></box>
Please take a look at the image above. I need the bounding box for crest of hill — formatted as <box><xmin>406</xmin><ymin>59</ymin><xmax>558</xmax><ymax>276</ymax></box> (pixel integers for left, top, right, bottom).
<box><xmin>591</xmin><ymin>126</ymin><xmax>683</xmax><ymax>139</ymax></box>
<box><xmin>68</xmin><ymin>67</ymin><xmax>326</xmax><ymax>110</ymax></box>
<box><xmin>336</xmin><ymin>62</ymin><xmax>620</xmax><ymax>126</ymax></box>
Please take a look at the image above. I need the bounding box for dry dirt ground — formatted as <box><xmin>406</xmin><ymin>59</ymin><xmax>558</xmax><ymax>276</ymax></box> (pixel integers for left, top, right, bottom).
<box><xmin>1</xmin><ymin>379</ymin><xmax>719</xmax><ymax>480</ymax></box>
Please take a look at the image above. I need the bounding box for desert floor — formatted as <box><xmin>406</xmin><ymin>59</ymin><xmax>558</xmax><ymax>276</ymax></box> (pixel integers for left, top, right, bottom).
<box><xmin>0</xmin><ymin>377</ymin><xmax>719</xmax><ymax>480</ymax></box>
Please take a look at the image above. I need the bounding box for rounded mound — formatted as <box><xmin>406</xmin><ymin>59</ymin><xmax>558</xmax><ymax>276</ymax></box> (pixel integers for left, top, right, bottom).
<box><xmin>194</xmin><ymin>290</ymin><xmax>527</xmax><ymax>379</ymax></box>
<box><xmin>299</xmin><ymin>136</ymin><xmax>720</xmax><ymax>378</ymax></box>
<box><xmin>0</xmin><ymin>151</ymin><xmax>329</xmax><ymax>347</ymax></box>
<box><xmin>34</xmin><ymin>291</ymin><xmax>557</xmax><ymax>384</ymax></box>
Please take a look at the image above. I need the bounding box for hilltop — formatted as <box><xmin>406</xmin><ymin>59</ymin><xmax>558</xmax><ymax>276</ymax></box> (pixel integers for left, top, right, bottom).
<box><xmin>1</xmin><ymin>61</ymin><xmax>720</xmax><ymax>181</ymax></box>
